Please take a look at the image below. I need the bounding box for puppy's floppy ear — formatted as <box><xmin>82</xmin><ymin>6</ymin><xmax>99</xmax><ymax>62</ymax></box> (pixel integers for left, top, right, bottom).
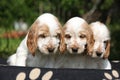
<box><xmin>86</xmin><ymin>27</ymin><xmax>94</xmax><ymax>55</ymax></box>
<box><xmin>59</xmin><ymin>24</ymin><xmax>66</xmax><ymax>54</ymax></box>
<box><xmin>27</xmin><ymin>21</ymin><xmax>39</xmax><ymax>56</ymax></box>
<box><xmin>103</xmin><ymin>40</ymin><xmax>110</xmax><ymax>59</ymax></box>
<box><xmin>54</xmin><ymin>17</ymin><xmax>66</xmax><ymax>54</ymax></box>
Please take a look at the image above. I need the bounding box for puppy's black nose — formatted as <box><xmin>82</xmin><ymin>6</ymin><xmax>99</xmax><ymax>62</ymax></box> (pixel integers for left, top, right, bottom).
<box><xmin>72</xmin><ymin>48</ymin><xmax>78</xmax><ymax>52</ymax></box>
<box><xmin>96</xmin><ymin>51</ymin><xmax>102</xmax><ymax>57</ymax></box>
<box><xmin>48</xmin><ymin>48</ymin><xmax>54</xmax><ymax>52</ymax></box>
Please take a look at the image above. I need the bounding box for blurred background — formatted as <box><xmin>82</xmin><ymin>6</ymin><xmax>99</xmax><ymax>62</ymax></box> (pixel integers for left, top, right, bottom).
<box><xmin>0</xmin><ymin>0</ymin><xmax>120</xmax><ymax>60</ymax></box>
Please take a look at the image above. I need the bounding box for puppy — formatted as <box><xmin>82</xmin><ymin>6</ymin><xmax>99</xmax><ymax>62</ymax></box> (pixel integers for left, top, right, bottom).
<box><xmin>64</xmin><ymin>17</ymin><xmax>94</xmax><ymax>54</ymax></box>
<box><xmin>87</xmin><ymin>21</ymin><xmax>111</xmax><ymax>69</ymax></box>
<box><xmin>53</xmin><ymin>17</ymin><xmax>94</xmax><ymax>68</ymax></box>
<box><xmin>89</xmin><ymin>21</ymin><xmax>110</xmax><ymax>58</ymax></box>
<box><xmin>7</xmin><ymin>13</ymin><xmax>65</xmax><ymax>67</ymax></box>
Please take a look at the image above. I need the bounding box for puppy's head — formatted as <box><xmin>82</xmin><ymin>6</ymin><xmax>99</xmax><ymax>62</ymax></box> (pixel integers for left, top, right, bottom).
<box><xmin>90</xmin><ymin>21</ymin><xmax>110</xmax><ymax>59</ymax></box>
<box><xmin>27</xmin><ymin>13</ymin><xmax>65</xmax><ymax>56</ymax></box>
<box><xmin>63</xmin><ymin>17</ymin><xmax>94</xmax><ymax>54</ymax></box>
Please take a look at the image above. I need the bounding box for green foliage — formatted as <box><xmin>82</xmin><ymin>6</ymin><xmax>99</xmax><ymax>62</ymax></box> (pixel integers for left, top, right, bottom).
<box><xmin>0</xmin><ymin>38</ymin><xmax>23</xmax><ymax>59</ymax></box>
<box><xmin>109</xmin><ymin>24</ymin><xmax>120</xmax><ymax>60</ymax></box>
<box><xmin>0</xmin><ymin>0</ymin><xmax>40</xmax><ymax>27</ymax></box>
<box><xmin>101</xmin><ymin>0</ymin><xmax>114</xmax><ymax>10</ymax></box>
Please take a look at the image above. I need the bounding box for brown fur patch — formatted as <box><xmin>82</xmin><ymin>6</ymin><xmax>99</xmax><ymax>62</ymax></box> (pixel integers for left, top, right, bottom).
<box><xmin>83</xmin><ymin>23</ymin><xmax>94</xmax><ymax>55</ymax></box>
<box><xmin>27</xmin><ymin>20</ymin><xmax>50</xmax><ymax>56</ymax></box>
<box><xmin>63</xmin><ymin>21</ymin><xmax>94</xmax><ymax>55</ymax></box>
<box><xmin>53</xmin><ymin>16</ymin><xmax>66</xmax><ymax>53</ymax></box>
<box><xmin>97</xmin><ymin>45</ymin><xmax>102</xmax><ymax>53</ymax></box>
<box><xmin>71</xmin><ymin>44</ymin><xmax>79</xmax><ymax>49</ymax></box>
<box><xmin>58</xmin><ymin>24</ymin><xmax>66</xmax><ymax>53</ymax></box>
<box><xmin>27</xmin><ymin>21</ymin><xmax>38</xmax><ymax>56</ymax></box>
<box><xmin>103</xmin><ymin>40</ymin><xmax>110</xmax><ymax>59</ymax></box>
<box><xmin>38</xmin><ymin>24</ymin><xmax>49</xmax><ymax>35</ymax></box>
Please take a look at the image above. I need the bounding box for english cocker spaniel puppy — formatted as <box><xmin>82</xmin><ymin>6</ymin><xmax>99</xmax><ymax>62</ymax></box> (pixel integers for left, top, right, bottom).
<box><xmin>89</xmin><ymin>21</ymin><xmax>110</xmax><ymax>59</ymax></box>
<box><xmin>7</xmin><ymin>13</ymin><xmax>65</xmax><ymax>67</ymax></box>
<box><xmin>64</xmin><ymin>17</ymin><xmax>94</xmax><ymax>55</ymax></box>
<box><xmin>53</xmin><ymin>17</ymin><xmax>94</xmax><ymax>68</ymax></box>
<box><xmin>87</xmin><ymin>21</ymin><xmax>111</xmax><ymax>69</ymax></box>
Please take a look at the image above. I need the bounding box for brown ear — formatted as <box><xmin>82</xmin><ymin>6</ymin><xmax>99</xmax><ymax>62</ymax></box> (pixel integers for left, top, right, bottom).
<box><xmin>86</xmin><ymin>28</ymin><xmax>94</xmax><ymax>56</ymax></box>
<box><xmin>59</xmin><ymin>25</ymin><xmax>66</xmax><ymax>54</ymax></box>
<box><xmin>54</xmin><ymin>17</ymin><xmax>66</xmax><ymax>54</ymax></box>
<box><xmin>103</xmin><ymin>40</ymin><xmax>110</xmax><ymax>59</ymax></box>
<box><xmin>27</xmin><ymin>21</ymin><xmax>38</xmax><ymax>56</ymax></box>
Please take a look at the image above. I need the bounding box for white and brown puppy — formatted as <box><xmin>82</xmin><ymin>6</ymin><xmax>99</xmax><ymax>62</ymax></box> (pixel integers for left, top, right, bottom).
<box><xmin>64</xmin><ymin>17</ymin><xmax>94</xmax><ymax>55</ymax></box>
<box><xmin>89</xmin><ymin>21</ymin><xmax>110</xmax><ymax>59</ymax></box>
<box><xmin>54</xmin><ymin>17</ymin><xmax>94</xmax><ymax>68</ymax></box>
<box><xmin>7</xmin><ymin>13</ymin><xmax>65</xmax><ymax>67</ymax></box>
<box><xmin>86</xmin><ymin>21</ymin><xmax>111</xmax><ymax>69</ymax></box>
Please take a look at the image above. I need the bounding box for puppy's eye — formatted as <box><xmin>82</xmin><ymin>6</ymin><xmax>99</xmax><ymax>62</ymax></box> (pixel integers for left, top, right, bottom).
<box><xmin>104</xmin><ymin>40</ymin><xmax>108</xmax><ymax>49</ymax></box>
<box><xmin>104</xmin><ymin>41</ymin><xmax>107</xmax><ymax>44</ymax></box>
<box><xmin>79</xmin><ymin>34</ymin><xmax>86</xmax><ymax>38</ymax></box>
<box><xmin>38</xmin><ymin>34</ymin><xmax>46</xmax><ymax>38</ymax></box>
<box><xmin>65</xmin><ymin>34</ymin><xmax>71</xmax><ymax>39</ymax></box>
<box><xmin>55</xmin><ymin>34</ymin><xmax>60</xmax><ymax>39</ymax></box>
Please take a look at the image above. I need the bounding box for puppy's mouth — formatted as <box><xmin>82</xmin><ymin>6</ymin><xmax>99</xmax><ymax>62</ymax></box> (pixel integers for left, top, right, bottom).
<box><xmin>69</xmin><ymin>46</ymin><xmax>85</xmax><ymax>54</ymax></box>
<box><xmin>71</xmin><ymin>48</ymin><xmax>84</xmax><ymax>54</ymax></box>
<box><xmin>91</xmin><ymin>51</ymin><xmax>104</xmax><ymax>58</ymax></box>
<box><xmin>71</xmin><ymin>48</ymin><xmax>78</xmax><ymax>53</ymax></box>
<box><xmin>37</xmin><ymin>47</ymin><xmax>56</xmax><ymax>55</ymax></box>
<box><xmin>47</xmin><ymin>48</ymin><xmax>55</xmax><ymax>53</ymax></box>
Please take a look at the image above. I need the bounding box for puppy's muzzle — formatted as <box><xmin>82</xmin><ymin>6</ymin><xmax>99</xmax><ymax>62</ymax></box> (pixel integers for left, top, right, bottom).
<box><xmin>96</xmin><ymin>51</ymin><xmax>102</xmax><ymax>57</ymax></box>
<box><xmin>47</xmin><ymin>48</ymin><xmax>55</xmax><ymax>53</ymax></box>
<box><xmin>72</xmin><ymin>48</ymin><xmax>78</xmax><ymax>53</ymax></box>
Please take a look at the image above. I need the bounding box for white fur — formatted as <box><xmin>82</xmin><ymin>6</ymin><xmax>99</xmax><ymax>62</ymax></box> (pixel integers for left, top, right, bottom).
<box><xmin>54</xmin><ymin>17</ymin><xmax>90</xmax><ymax>68</ymax></box>
<box><xmin>7</xmin><ymin>54</ymin><xmax>16</xmax><ymax>65</ymax></box>
<box><xmin>90</xmin><ymin>21</ymin><xmax>110</xmax><ymax>58</ymax></box>
<box><xmin>7</xmin><ymin>36</ymin><xmax>28</xmax><ymax>66</ymax></box>
<box><xmin>57</xmin><ymin>19</ymin><xmax>111</xmax><ymax>69</ymax></box>
<box><xmin>64</xmin><ymin>17</ymin><xmax>88</xmax><ymax>54</ymax></box>
<box><xmin>54</xmin><ymin>55</ymin><xmax>111</xmax><ymax>69</ymax></box>
<box><xmin>7</xmin><ymin>13</ymin><xmax>62</xmax><ymax>67</ymax></box>
<box><xmin>89</xmin><ymin>21</ymin><xmax>111</xmax><ymax>69</ymax></box>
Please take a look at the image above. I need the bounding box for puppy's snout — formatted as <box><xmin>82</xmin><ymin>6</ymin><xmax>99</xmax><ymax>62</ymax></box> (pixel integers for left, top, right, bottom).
<box><xmin>48</xmin><ymin>48</ymin><xmax>54</xmax><ymax>52</ymax></box>
<box><xmin>96</xmin><ymin>51</ymin><xmax>102</xmax><ymax>57</ymax></box>
<box><xmin>72</xmin><ymin>48</ymin><xmax>78</xmax><ymax>52</ymax></box>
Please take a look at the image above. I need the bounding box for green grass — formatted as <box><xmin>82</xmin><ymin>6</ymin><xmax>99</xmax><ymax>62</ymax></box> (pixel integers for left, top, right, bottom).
<box><xmin>0</xmin><ymin>38</ymin><xmax>23</xmax><ymax>59</ymax></box>
<box><xmin>0</xmin><ymin>27</ymin><xmax>24</xmax><ymax>59</ymax></box>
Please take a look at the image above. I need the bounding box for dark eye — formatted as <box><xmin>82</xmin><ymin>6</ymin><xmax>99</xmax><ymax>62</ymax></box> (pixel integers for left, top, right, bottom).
<box><xmin>38</xmin><ymin>34</ymin><xmax>46</xmax><ymax>38</ymax></box>
<box><xmin>55</xmin><ymin>33</ymin><xmax>60</xmax><ymax>39</ymax></box>
<box><xmin>104</xmin><ymin>41</ymin><xmax>108</xmax><ymax>49</ymax></box>
<box><xmin>79</xmin><ymin>34</ymin><xmax>86</xmax><ymax>38</ymax></box>
<box><xmin>104</xmin><ymin>41</ymin><xmax>107</xmax><ymax>44</ymax></box>
<box><xmin>65</xmin><ymin>34</ymin><xmax>71</xmax><ymax>39</ymax></box>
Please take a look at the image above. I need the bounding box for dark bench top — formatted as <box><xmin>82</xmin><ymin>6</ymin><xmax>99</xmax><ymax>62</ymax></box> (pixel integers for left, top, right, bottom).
<box><xmin>0</xmin><ymin>58</ymin><xmax>119</xmax><ymax>80</ymax></box>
